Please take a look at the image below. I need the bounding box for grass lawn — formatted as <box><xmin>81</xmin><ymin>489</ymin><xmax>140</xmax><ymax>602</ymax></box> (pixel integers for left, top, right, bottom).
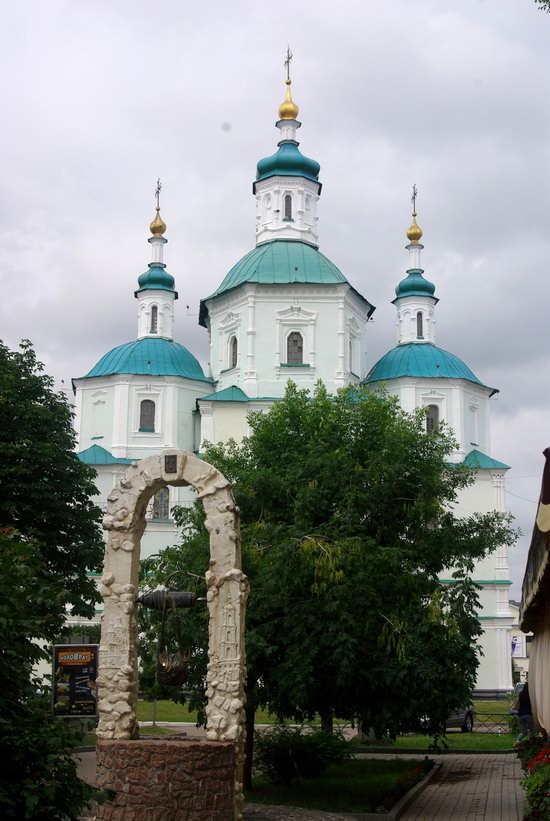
<box><xmin>390</xmin><ymin>732</ymin><xmax>515</xmax><ymax>751</ymax></box>
<box><xmin>136</xmin><ymin>700</ymin><xmax>275</xmax><ymax>725</ymax></box>
<box><xmin>245</xmin><ymin>759</ymin><xmax>430</xmax><ymax>814</ymax></box>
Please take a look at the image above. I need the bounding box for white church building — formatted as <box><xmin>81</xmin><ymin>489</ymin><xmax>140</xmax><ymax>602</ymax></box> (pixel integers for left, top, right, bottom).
<box><xmin>73</xmin><ymin>74</ymin><xmax>513</xmax><ymax>696</ymax></box>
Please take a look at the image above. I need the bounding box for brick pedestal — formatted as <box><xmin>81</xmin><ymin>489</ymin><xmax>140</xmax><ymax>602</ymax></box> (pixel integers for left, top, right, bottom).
<box><xmin>96</xmin><ymin>737</ymin><xmax>236</xmax><ymax>821</ymax></box>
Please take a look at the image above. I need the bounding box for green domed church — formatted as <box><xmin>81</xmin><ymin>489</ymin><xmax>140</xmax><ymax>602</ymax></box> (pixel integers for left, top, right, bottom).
<box><xmin>73</xmin><ymin>71</ymin><xmax>512</xmax><ymax>697</ymax></box>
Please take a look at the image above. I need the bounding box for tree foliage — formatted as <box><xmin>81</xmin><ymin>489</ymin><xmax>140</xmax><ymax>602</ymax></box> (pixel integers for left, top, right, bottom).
<box><xmin>533</xmin><ymin>0</ymin><xmax>550</xmax><ymax>11</ymax></box>
<box><xmin>0</xmin><ymin>341</ymin><xmax>104</xmax><ymax>617</ymax></box>
<box><xmin>139</xmin><ymin>383</ymin><xmax>516</xmax><ymax>751</ymax></box>
<box><xmin>0</xmin><ymin>341</ymin><xmax>105</xmax><ymax>818</ymax></box>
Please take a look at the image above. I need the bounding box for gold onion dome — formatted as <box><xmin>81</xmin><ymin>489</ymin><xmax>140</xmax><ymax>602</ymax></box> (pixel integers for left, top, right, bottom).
<box><xmin>406</xmin><ymin>212</ymin><xmax>423</xmax><ymax>244</ymax></box>
<box><xmin>278</xmin><ymin>79</ymin><xmax>299</xmax><ymax>120</ymax></box>
<box><xmin>150</xmin><ymin>207</ymin><xmax>166</xmax><ymax>236</ymax></box>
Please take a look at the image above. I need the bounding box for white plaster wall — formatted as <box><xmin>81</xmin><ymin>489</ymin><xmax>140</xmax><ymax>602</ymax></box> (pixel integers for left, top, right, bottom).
<box><xmin>74</xmin><ymin>380</ymin><xmax>116</xmax><ymax>451</ymax></box>
<box><xmin>395</xmin><ymin>295</ymin><xmax>437</xmax><ymax>345</ymax></box>
<box><xmin>376</xmin><ymin>377</ymin><xmax>491</xmax><ymax>460</ymax></box>
<box><xmin>255</xmin><ymin>176</ymin><xmax>320</xmax><ymax>247</ymax></box>
<box><xmin>206</xmin><ymin>283</ymin><xmax>370</xmax><ymax>398</ymax></box>
<box><xmin>136</xmin><ymin>289</ymin><xmax>176</xmax><ymax>340</ymax></box>
<box><xmin>211</xmin><ymin>404</ymin><xmax>250</xmax><ymax>445</ymax></box>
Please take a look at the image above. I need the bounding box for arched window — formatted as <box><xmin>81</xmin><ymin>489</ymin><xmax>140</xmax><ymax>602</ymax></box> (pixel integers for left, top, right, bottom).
<box><xmin>287</xmin><ymin>331</ymin><xmax>304</xmax><ymax>365</ymax></box>
<box><xmin>416</xmin><ymin>311</ymin><xmax>423</xmax><ymax>339</ymax></box>
<box><xmin>229</xmin><ymin>335</ymin><xmax>238</xmax><ymax>369</ymax></box>
<box><xmin>139</xmin><ymin>399</ymin><xmax>155</xmax><ymax>432</ymax></box>
<box><xmin>426</xmin><ymin>404</ymin><xmax>439</xmax><ymax>433</ymax></box>
<box><xmin>150</xmin><ymin>305</ymin><xmax>158</xmax><ymax>334</ymax></box>
<box><xmin>151</xmin><ymin>487</ymin><xmax>170</xmax><ymax>520</ymax></box>
<box><xmin>284</xmin><ymin>194</ymin><xmax>293</xmax><ymax>221</ymax></box>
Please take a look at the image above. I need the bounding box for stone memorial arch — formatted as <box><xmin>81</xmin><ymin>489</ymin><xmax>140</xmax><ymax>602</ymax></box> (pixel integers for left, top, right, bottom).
<box><xmin>95</xmin><ymin>450</ymin><xmax>248</xmax><ymax>821</ymax></box>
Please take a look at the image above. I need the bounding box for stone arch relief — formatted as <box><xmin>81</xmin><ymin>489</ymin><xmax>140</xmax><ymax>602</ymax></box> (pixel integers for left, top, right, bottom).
<box><xmin>96</xmin><ymin>451</ymin><xmax>249</xmax><ymax>783</ymax></box>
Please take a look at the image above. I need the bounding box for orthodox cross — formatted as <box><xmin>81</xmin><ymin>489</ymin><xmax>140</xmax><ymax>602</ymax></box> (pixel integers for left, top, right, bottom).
<box><xmin>284</xmin><ymin>47</ymin><xmax>293</xmax><ymax>81</ymax></box>
<box><xmin>155</xmin><ymin>178</ymin><xmax>162</xmax><ymax>209</ymax></box>
<box><xmin>411</xmin><ymin>183</ymin><xmax>418</xmax><ymax>215</ymax></box>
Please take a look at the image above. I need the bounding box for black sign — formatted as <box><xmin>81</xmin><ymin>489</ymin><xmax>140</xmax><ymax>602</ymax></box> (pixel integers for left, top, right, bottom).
<box><xmin>52</xmin><ymin>645</ymin><xmax>98</xmax><ymax>718</ymax></box>
<box><xmin>164</xmin><ymin>455</ymin><xmax>177</xmax><ymax>474</ymax></box>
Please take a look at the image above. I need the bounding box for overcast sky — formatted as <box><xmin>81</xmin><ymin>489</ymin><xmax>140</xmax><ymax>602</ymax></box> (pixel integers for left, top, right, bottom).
<box><xmin>1</xmin><ymin>0</ymin><xmax>548</xmax><ymax>598</ymax></box>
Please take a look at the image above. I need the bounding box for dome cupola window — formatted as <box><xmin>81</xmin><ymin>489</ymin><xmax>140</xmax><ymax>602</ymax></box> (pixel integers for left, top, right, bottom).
<box><xmin>426</xmin><ymin>404</ymin><xmax>439</xmax><ymax>433</ymax></box>
<box><xmin>416</xmin><ymin>312</ymin><xmax>424</xmax><ymax>339</ymax></box>
<box><xmin>229</xmin><ymin>335</ymin><xmax>238</xmax><ymax>369</ymax></box>
<box><xmin>284</xmin><ymin>194</ymin><xmax>293</xmax><ymax>222</ymax></box>
<box><xmin>139</xmin><ymin>399</ymin><xmax>156</xmax><ymax>432</ymax></box>
<box><xmin>150</xmin><ymin>306</ymin><xmax>158</xmax><ymax>334</ymax></box>
<box><xmin>287</xmin><ymin>331</ymin><xmax>304</xmax><ymax>365</ymax></box>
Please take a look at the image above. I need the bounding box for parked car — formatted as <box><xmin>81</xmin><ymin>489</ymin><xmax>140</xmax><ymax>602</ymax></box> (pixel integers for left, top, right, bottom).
<box><xmin>445</xmin><ymin>705</ymin><xmax>475</xmax><ymax>733</ymax></box>
<box><xmin>420</xmin><ymin>704</ymin><xmax>475</xmax><ymax>733</ymax></box>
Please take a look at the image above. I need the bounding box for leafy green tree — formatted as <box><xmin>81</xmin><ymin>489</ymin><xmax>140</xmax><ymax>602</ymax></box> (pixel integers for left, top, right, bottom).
<box><xmin>139</xmin><ymin>382</ymin><xmax>516</xmax><ymax>784</ymax></box>
<box><xmin>0</xmin><ymin>341</ymin><xmax>104</xmax><ymax>818</ymax></box>
<box><xmin>0</xmin><ymin>341</ymin><xmax>103</xmax><ymax>617</ymax></box>
<box><xmin>534</xmin><ymin>1</ymin><xmax>550</xmax><ymax>11</ymax></box>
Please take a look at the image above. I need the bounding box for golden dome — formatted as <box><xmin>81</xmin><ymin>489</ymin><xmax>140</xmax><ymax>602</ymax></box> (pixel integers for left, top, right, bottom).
<box><xmin>150</xmin><ymin>207</ymin><xmax>166</xmax><ymax>236</ymax></box>
<box><xmin>406</xmin><ymin>213</ymin><xmax>423</xmax><ymax>244</ymax></box>
<box><xmin>278</xmin><ymin>79</ymin><xmax>299</xmax><ymax>120</ymax></box>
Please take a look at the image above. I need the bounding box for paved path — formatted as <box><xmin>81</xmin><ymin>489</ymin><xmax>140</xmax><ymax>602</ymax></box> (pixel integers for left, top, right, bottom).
<box><xmin>398</xmin><ymin>753</ymin><xmax>524</xmax><ymax>821</ymax></box>
<box><xmin>76</xmin><ymin>751</ymin><xmax>525</xmax><ymax>821</ymax></box>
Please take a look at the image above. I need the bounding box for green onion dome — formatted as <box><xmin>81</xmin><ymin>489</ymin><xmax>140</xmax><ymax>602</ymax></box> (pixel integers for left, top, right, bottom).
<box><xmin>135</xmin><ymin>263</ymin><xmax>176</xmax><ymax>294</ymax></box>
<box><xmin>83</xmin><ymin>338</ymin><xmax>211</xmax><ymax>382</ymax></box>
<box><xmin>394</xmin><ymin>269</ymin><xmax>436</xmax><ymax>300</ymax></box>
<box><xmin>255</xmin><ymin>141</ymin><xmax>320</xmax><ymax>188</ymax></box>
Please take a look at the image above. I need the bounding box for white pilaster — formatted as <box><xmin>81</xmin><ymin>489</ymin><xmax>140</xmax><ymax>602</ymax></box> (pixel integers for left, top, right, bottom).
<box><xmin>199</xmin><ymin>405</ymin><xmax>214</xmax><ymax>446</ymax></box>
<box><xmin>451</xmin><ymin>386</ymin><xmax>465</xmax><ymax>458</ymax></box>
<box><xmin>335</xmin><ymin>299</ymin><xmax>346</xmax><ymax>386</ymax></box>
<box><xmin>164</xmin><ymin>385</ymin><xmax>176</xmax><ymax>448</ymax></box>
<box><xmin>112</xmin><ymin>380</ymin><xmax>130</xmax><ymax>454</ymax></box>
<box><xmin>242</xmin><ymin>291</ymin><xmax>258</xmax><ymax>397</ymax></box>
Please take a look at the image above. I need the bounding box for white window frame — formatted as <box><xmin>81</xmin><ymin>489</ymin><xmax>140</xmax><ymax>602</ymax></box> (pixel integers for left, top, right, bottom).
<box><xmin>275</xmin><ymin>305</ymin><xmax>318</xmax><ymax>369</ymax></box>
<box><xmin>132</xmin><ymin>386</ymin><xmax>163</xmax><ymax>436</ymax></box>
<box><xmin>219</xmin><ymin>311</ymin><xmax>241</xmax><ymax>372</ymax></box>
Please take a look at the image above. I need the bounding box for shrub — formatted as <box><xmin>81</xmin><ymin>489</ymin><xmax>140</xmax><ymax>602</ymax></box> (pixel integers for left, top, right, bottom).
<box><xmin>516</xmin><ymin>737</ymin><xmax>548</xmax><ymax>771</ymax></box>
<box><xmin>522</xmin><ymin>761</ymin><xmax>550</xmax><ymax>821</ymax></box>
<box><xmin>253</xmin><ymin>724</ymin><xmax>354</xmax><ymax>784</ymax></box>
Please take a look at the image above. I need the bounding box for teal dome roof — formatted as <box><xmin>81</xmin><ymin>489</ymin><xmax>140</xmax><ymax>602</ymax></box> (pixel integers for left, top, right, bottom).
<box><xmin>135</xmin><ymin>263</ymin><xmax>176</xmax><ymax>294</ymax></box>
<box><xmin>254</xmin><ymin>141</ymin><xmax>321</xmax><ymax>190</ymax></box>
<box><xmin>364</xmin><ymin>342</ymin><xmax>497</xmax><ymax>395</ymax></box>
<box><xmin>199</xmin><ymin>240</ymin><xmax>374</xmax><ymax>327</ymax></box>
<box><xmin>394</xmin><ymin>269</ymin><xmax>436</xmax><ymax>301</ymax></box>
<box><xmin>83</xmin><ymin>338</ymin><xmax>211</xmax><ymax>382</ymax></box>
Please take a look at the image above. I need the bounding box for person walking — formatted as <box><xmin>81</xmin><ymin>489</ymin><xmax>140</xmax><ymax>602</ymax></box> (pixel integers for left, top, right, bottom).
<box><xmin>515</xmin><ymin>682</ymin><xmax>536</xmax><ymax>747</ymax></box>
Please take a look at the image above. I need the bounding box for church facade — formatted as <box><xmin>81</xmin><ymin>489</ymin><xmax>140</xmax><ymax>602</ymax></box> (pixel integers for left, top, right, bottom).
<box><xmin>73</xmin><ymin>75</ymin><xmax>513</xmax><ymax>695</ymax></box>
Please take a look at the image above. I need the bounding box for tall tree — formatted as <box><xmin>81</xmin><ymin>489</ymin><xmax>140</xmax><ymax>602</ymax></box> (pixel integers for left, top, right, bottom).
<box><xmin>140</xmin><ymin>382</ymin><xmax>516</xmax><ymax>783</ymax></box>
<box><xmin>0</xmin><ymin>340</ymin><xmax>103</xmax><ymax>617</ymax></box>
<box><xmin>0</xmin><ymin>340</ymin><xmax>104</xmax><ymax>818</ymax></box>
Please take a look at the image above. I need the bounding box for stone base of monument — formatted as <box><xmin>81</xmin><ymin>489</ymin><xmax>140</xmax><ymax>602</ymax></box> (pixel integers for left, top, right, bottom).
<box><xmin>95</xmin><ymin>737</ymin><xmax>237</xmax><ymax>820</ymax></box>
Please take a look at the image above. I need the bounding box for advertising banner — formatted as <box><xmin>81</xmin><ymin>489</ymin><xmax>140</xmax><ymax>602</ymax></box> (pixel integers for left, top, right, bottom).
<box><xmin>52</xmin><ymin>645</ymin><xmax>98</xmax><ymax>717</ymax></box>
<box><xmin>511</xmin><ymin>635</ymin><xmax>525</xmax><ymax>658</ymax></box>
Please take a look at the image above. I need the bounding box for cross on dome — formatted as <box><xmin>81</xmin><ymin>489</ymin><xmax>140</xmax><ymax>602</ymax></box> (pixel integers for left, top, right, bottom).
<box><xmin>278</xmin><ymin>47</ymin><xmax>299</xmax><ymax>121</ymax></box>
<box><xmin>150</xmin><ymin>178</ymin><xmax>167</xmax><ymax>237</ymax></box>
<box><xmin>406</xmin><ymin>183</ymin><xmax>423</xmax><ymax>244</ymax></box>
